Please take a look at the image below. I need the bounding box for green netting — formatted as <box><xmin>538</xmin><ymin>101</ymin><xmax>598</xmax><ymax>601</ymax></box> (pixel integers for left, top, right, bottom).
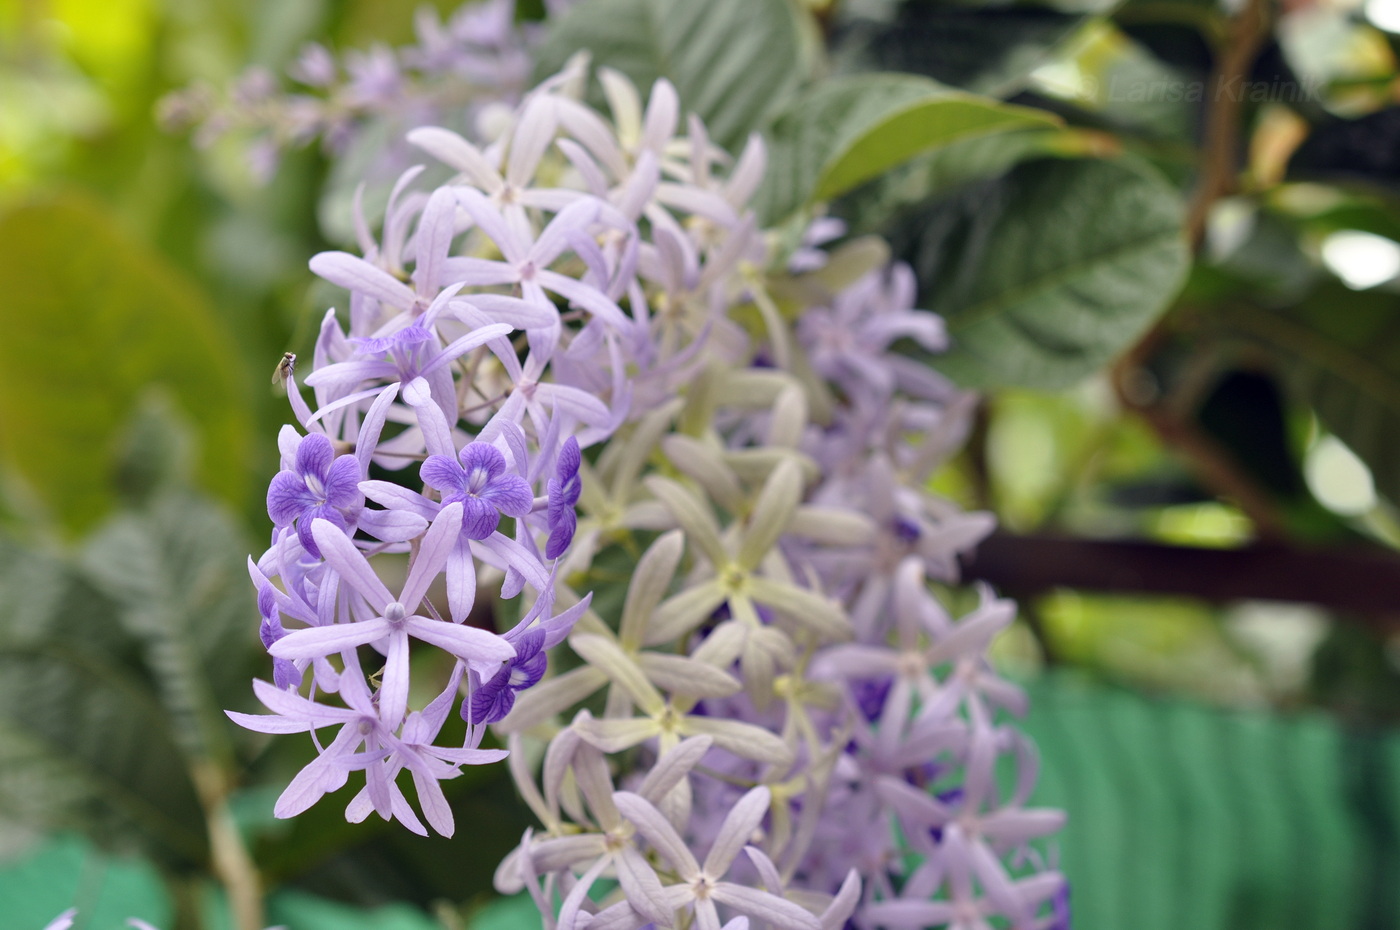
<box><xmin>1019</xmin><ymin>675</ymin><xmax>1396</xmax><ymax>930</ymax></box>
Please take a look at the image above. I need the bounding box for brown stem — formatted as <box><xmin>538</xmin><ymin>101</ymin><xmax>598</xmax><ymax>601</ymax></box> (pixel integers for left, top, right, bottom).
<box><xmin>1185</xmin><ymin>0</ymin><xmax>1272</xmax><ymax>248</ymax></box>
<box><xmin>1111</xmin><ymin>323</ymin><xmax>1289</xmax><ymax>539</ymax></box>
<box><xmin>962</xmin><ymin>531</ymin><xmax>1400</xmax><ymax>628</ymax></box>
<box><xmin>191</xmin><ymin>761</ymin><xmax>265</xmax><ymax>930</ymax></box>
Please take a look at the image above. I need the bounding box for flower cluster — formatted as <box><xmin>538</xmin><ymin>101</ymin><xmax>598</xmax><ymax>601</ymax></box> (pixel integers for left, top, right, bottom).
<box><xmin>236</xmin><ymin>41</ymin><xmax>1067</xmax><ymax>930</ymax></box>
<box><xmin>160</xmin><ymin>0</ymin><xmax>550</xmax><ymax>183</ymax></box>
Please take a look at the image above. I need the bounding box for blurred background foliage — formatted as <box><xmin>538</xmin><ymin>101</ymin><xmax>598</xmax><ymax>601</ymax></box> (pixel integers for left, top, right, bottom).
<box><xmin>4</xmin><ymin>0</ymin><xmax>1400</xmax><ymax>927</ymax></box>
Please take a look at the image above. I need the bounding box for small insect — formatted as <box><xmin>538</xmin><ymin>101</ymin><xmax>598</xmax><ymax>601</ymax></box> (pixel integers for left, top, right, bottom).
<box><xmin>272</xmin><ymin>352</ymin><xmax>296</xmax><ymax>388</ymax></box>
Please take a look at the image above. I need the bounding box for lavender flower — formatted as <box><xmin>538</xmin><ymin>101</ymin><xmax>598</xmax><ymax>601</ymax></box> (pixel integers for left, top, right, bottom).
<box><xmin>265</xmin><ymin>432</ymin><xmax>362</xmax><ymax>557</ymax></box>
<box><xmin>545</xmin><ymin>436</ymin><xmax>582</xmax><ymax>558</ymax></box>
<box><xmin>468</xmin><ymin>628</ymin><xmax>547</xmax><ymax>724</ymax></box>
<box><xmin>270</xmin><ymin>508</ymin><xmax>515</xmax><ymax>729</ymax></box>
<box><xmin>422</xmin><ymin>441</ymin><xmax>534</xmax><ymax>539</ymax></box>
<box><xmin>226</xmin><ymin>39</ymin><xmax>1066</xmax><ymax>930</ymax></box>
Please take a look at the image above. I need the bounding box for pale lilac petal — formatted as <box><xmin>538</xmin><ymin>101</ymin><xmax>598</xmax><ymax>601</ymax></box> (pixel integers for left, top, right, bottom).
<box><xmin>302</xmin><ymin>359</ymin><xmax>389</xmax><ymax>390</ymax></box>
<box><xmin>710</xmin><ymin>885</ymin><xmax>820</xmax><ymax>930</ymax></box>
<box><xmin>403</xmin><ymin>376</ymin><xmax>455</xmax><ymax>458</ymax></box>
<box><xmin>311</xmin><ymin>251</ymin><xmax>415</xmax><ymax>309</ymax></box>
<box><xmin>726</xmin><ymin>133</ymin><xmax>767</xmax><ymax>205</ymax></box>
<box><xmin>529</xmin><ymin>197</ymin><xmax>600</xmax><ymax>266</ymax></box>
<box><xmin>249</xmin><ymin>677</ymin><xmax>358</xmax><ymax>724</ymax></box>
<box><xmin>455</xmin><ymin>187</ymin><xmax>527</xmax><ymax>263</ymax></box>
<box><xmin>407</xmin><ymin>126</ymin><xmax>503</xmax><ymax>192</ymax></box>
<box><xmin>705</xmin><ymin>786</ymin><xmax>770</xmax><ymax>877</ymax></box>
<box><xmin>43</xmin><ymin>909</ymin><xmax>77</xmax><ymax>930</ymax></box>
<box><xmin>270</xmin><ymin>617</ymin><xmax>390</xmax><ymax>660</ymax></box>
<box><xmin>641</xmin><ymin>79</ymin><xmax>678</xmax><ymax>153</ymax></box>
<box><xmin>402</xmin><ymin>501</ymin><xmax>463</xmax><ymax>610</ymax></box>
<box><xmin>615</xmin><ymin>845</ymin><xmax>671</xmax><ymax>925</ymax></box>
<box><xmin>445</xmin><ymin>537</ymin><xmax>477</xmax><ymax>624</ymax></box>
<box><xmin>587</xmin><ymin>901</ymin><xmax>657</xmax><ymax>930</ymax></box>
<box><xmin>556</xmin><ymin>137</ymin><xmax>610</xmax><ymax>196</ymax></box>
<box><xmin>506</xmin><ymin>94</ymin><xmax>557</xmax><ymax>190</ymax></box>
<box><xmin>360</xmin><ymin>480</ymin><xmax>440</xmax><ymax>520</ymax></box>
<box><xmin>861</xmin><ymin>899</ymin><xmax>956</xmax><ymax>930</ymax></box>
<box><xmin>454</xmin><ymin>293</ymin><xmax>557</xmax><ymax>329</ymax></box>
<box><xmin>655</xmin><ymin>183</ymin><xmax>738</xmax><ymax>226</ymax></box>
<box><xmin>637</xmin><ymin>735</ymin><xmax>712</xmax><ymax>803</ymax></box>
<box><xmin>411</xmin><ymin>764</ymin><xmax>456</xmax><ymax>836</ymax></box>
<box><xmin>225</xmin><ymin>710</ymin><xmax>313</xmax><ymax>734</ymax></box>
<box><xmin>429</xmin><ymin>746</ymin><xmax>508</xmax><ymax>765</ymax></box>
<box><xmin>311</xmin><ymin>519</ymin><xmax>394</xmax><ymax>610</ymax></box>
<box><xmin>379</xmin><ymin>631</ymin><xmax>411</xmax><ymax>730</ymax></box>
<box><xmin>421</xmin><ymin>322</ymin><xmax>514</xmax><ymax>375</ymax></box>
<box><xmin>412</xmin><ymin>187</ymin><xmax>459</xmax><ymax>294</ymax></box>
<box><xmin>438</xmin><ymin>255</ymin><xmax>519</xmax><ymax>287</ymax></box>
<box><xmin>275</xmin><ymin>754</ymin><xmax>349</xmax><ymax>819</ymax></box>
<box><xmin>357</xmin><ymin>507</ymin><xmax>429</xmax><ymax>542</ymax></box>
<box><xmin>538</xmin><ymin>270</ymin><xmax>630</xmax><ymax>330</ymax></box>
<box><xmin>613</xmin><ymin>790</ymin><xmax>699</xmax><ymax>877</ymax></box>
<box><xmin>355</xmin><ymin>383</ymin><xmax>400</xmax><ymax>473</ymax></box>
<box><xmin>473</xmin><ymin>533</ymin><xmax>550</xmax><ymax>592</ymax></box>
<box><xmin>404</xmin><ymin>615</ymin><xmax>514</xmax><ymax>671</ymax></box>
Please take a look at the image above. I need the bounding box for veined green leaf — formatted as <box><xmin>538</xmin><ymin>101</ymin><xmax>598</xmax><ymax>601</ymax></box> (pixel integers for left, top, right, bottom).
<box><xmin>533</xmin><ymin>0</ymin><xmax>803</xmax><ymax>151</ymax></box>
<box><xmin>758</xmin><ymin>73</ymin><xmax>1061</xmax><ymax>224</ymax></box>
<box><xmin>897</xmin><ymin>158</ymin><xmax>1188</xmax><ymax>390</ymax></box>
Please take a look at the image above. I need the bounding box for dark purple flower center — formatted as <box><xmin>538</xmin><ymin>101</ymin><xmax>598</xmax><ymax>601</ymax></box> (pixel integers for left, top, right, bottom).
<box><xmin>852</xmin><ymin>677</ymin><xmax>892</xmax><ymax>722</ymax></box>
<box><xmin>893</xmin><ymin>516</ymin><xmax>921</xmax><ymax>543</ymax></box>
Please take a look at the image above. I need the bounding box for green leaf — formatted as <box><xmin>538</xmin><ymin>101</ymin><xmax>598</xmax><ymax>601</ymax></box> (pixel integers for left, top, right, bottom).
<box><xmin>838</xmin><ymin>127</ymin><xmax>1103</xmax><ymax>232</ymax></box>
<box><xmin>757</xmin><ymin>73</ymin><xmax>1061</xmax><ymax>224</ymax></box>
<box><xmin>0</xmin><ymin>193</ymin><xmax>252</xmax><ymax>534</ymax></box>
<box><xmin>0</xmin><ymin>537</ymin><xmax>209</xmax><ymax>867</ymax></box>
<box><xmin>532</xmin><ymin>0</ymin><xmax>803</xmax><ymax>151</ymax></box>
<box><xmin>80</xmin><ymin>488</ymin><xmax>258</xmax><ymax>767</ymax></box>
<box><xmin>844</xmin><ymin>3</ymin><xmax>1087</xmax><ymax>96</ymax></box>
<box><xmin>1220</xmin><ymin>283</ymin><xmax>1400</xmax><ymax>506</ymax></box>
<box><xmin>893</xmin><ymin>157</ymin><xmax>1188</xmax><ymax>390</ymax></box>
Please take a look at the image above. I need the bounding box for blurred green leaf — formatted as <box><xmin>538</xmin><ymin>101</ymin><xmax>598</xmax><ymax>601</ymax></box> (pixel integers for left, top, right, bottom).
<box><xmin>533</xmin><ymin>0</ymin><xmax>803</xmax><ymax>151</ymax></box>
<box><xmin>892</xmin><ymin>157</ymin><xmax>1188</xmax><ymax>389</ymax></box>
<box><xmin>842</xmin><ymin>2</ymin><xmax>1086</xmax><ymax>96</ymax></box>
<box><xmin>0</xmin><ymin>538</ymin><xmax>209</xmax><ymax>868</ymax></box>
<box><xmin>0</xmin><ymin>193</ymin><xmax>252</xmax><ymax>534</ymax></box>
<box><xmin>0</xmin><ymin>407</ymin><xmax>258</xmax><ymax>872</ymax></box>
<box><xmin>839</xmin><ymin>127</ymin><xmax>1092</xmax><ymax>232</ymax></box>
<box><xmin>1220</xmin><ymin>283</ymin><xmax>1400</xmax><ymax>506</ymax></box>
<box><xmin>79</xmin><ymin>486</ymin><xmax>258</xmax><ymax>767</ymax></box>
<box><xmin>757</xmin><ymin>73</ymin><xmax>1060</xmax><ymax>224</ymax></box>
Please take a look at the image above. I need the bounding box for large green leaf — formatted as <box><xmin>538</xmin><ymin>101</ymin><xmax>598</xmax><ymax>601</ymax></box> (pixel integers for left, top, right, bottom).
<box><xmin>0</xmin><ymin>194</ymin><xmax>252</xmax><ymax>534</ymax></box>
<box><xmin>839</xmin><ymin>127</ymin><xmax>1096</xmax><ymax>233</ymax></box>
<box><xmin>1219</xmin><ymin>283</ymin><xmax>1400</xmax><ymax>506</ymax></box>
<box><xmin>533</xmin><ymin>0</ymin><xmax>803</xmax><ymax>151</ymax></box>
<box><xmin>757</xmin><ymin>73</ymin><xmax>1061</xmax><ymax>224</ymax></box>
<box><xmin>891</xmin><ymin>157</ymin><xmax>1188</xmax><ymax>390</ymax></box>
